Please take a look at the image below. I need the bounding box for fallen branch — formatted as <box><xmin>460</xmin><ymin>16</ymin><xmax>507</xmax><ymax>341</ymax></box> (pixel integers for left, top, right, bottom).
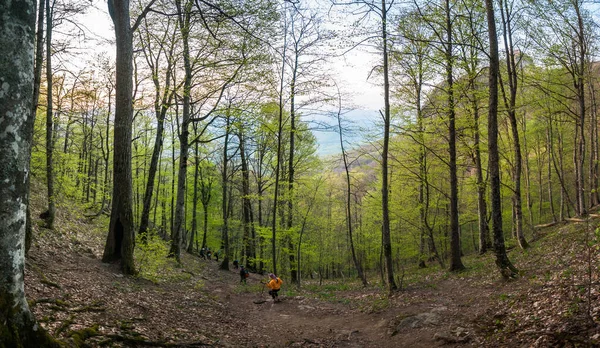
<box><xmin>534</xmin><ymin>221</ymin><xmax>562</xmax><ymax>229</ymax></box>
<box><xmin>565</xmin><ymin>218</ymin><xmax>587</xmax><ymax>223</ymax></box>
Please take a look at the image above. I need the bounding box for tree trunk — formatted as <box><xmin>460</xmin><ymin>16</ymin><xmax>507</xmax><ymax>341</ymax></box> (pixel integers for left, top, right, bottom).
<box><xmin>103</xmin><ymin>0</ymin><xmax>136</xmax><ymax>275</ymax></box>
<box><xmin>445</xmin><ymin>0</ymin><xmax>464</xmax><ymax>272</ymax></box>
<box><xmin>574</xmin><ymin>3</ymin><xmax>586</xmax><ymax>217</ymax></box>
<box><xmin>220</xmin><ymin>113</ymin><xmax>231</xmax><ymax>271</ymax></box>
<box><xmin>287</xmin><ymin>60</ymin><xmax>298</xmax><ymax>284</ymax></box>
<box><xmin>381</xmin><ymin>0</ymin><xmax>397</xmax><ymax>291</ymax></box>
<box><xmin>239</xmin><ymin>130</ymin><xmax>256</xmax><ymax>269</ymax></box>
<box><xmin>44</xmin><ymin>0</ymin><xmax>56</xmax><ymax>229</ymax></box>
<box><xmin>26</xmin><ymin>0</ymin><xmax>47</xmax><ymax>254</ymax></box>
<box><xmin>499</xmin><ymin>0</ymin><xmax>527</xmax><ymax>249</ymax></box>
<box><xmin>588</xmin><ymin>76</ymin><xmax>600</xmax><ymax>207</ymax></box>
<box><xmin>170</xmin><ymin>0</ymin><xmax>193</xmax><ymax>263</ymax></box>
<box><xmin>0</xmin><ymin>2</ymin><xmax>59</xmax><ymax>344</ymax></box>
<box><xmin>485</xmin><ymin>0</ymin><xmax>517</xmax><ymax>278</ymax></box>
<box><xmin>188</xmin><ymin>133</ymin><xmax>199</xmax><ymax>254</ymax></box>
<box><xmin>139</xmin><ymin>98</ymin><xmax>168</xmax><ymax>238</ymax></box>
<box><xmin>336</xmin><ymin>92</ymin><xmax>368</xmax><ymax>286</ymax></box>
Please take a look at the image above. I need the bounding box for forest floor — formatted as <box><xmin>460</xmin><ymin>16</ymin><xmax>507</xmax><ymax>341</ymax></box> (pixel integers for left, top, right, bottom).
<box><xmin>24</xmin><ymin>189</ymin><xmax>600</xmax><ymax>347</ymax></box>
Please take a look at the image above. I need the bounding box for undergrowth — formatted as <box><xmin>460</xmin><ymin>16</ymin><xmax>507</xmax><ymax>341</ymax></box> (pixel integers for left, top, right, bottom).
<box><xmin>134</xmin><ymin>233</ymin><xmax>192</xmax><ymax>284</ymax></box>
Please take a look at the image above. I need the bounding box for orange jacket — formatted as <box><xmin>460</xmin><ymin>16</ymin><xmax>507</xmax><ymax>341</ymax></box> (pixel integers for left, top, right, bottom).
<box><xmin>266</xmin><ymin>277</ymin><xmax>283</xmax><ymax>290</ymax></box>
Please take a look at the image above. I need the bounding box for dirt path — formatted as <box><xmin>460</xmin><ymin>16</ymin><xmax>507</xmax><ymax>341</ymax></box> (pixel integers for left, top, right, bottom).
<box><xmin>204</xmin><ymin>264</ymin><xmax>504</xmax><ymax>347</ymax></box>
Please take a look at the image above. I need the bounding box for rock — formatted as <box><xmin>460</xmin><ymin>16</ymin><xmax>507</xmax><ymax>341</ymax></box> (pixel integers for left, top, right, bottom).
<box><xmin>434</xmin><ymin>329</ymin><xmax>471</xmax><ymax>344</ymax></box>
<box><xmin>396</xmin><ymin>312</ymin><xmax>441</xmax><ymax>330</ymax></box>
<box><xmin>431</xmin><ymin>306</ymin><xmax>448</xmax><ymax>313</ymax></box>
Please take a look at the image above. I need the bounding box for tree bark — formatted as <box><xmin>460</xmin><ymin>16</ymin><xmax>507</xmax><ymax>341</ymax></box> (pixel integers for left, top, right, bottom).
<box><xmin>26</xmin><ymin>0</ymin><xmax>47</xmax><ymax>253</ymax></box>
<box><xmin>336</xmin><ymin>91</ymin><xmax>368</xmax><ymax>286</ymax></box>
<box><xmin>220</xmin><ymin>113</ymin><xmax>231</xmax><ymax>270</ymax></box>
<box><xmin>445</xmin><ymin>0</ymin><xmax>464</xmax><ymax>272</ymax></box>
<box><xmin>485</xmin><ymin>0</ymin><xmax>518</xmax><ymax>278</ymax></box>
<box><xmin>0</xmin><ymin>1</ymin><xmax>59</xmax><ymax>344</ymax></box>
<box><xmin>170</xmin><ymin>0</ymin><xmax>193</xmax><ymax>263</ymax></box>
<box><xmin>381</xmin><ymin>0</ymin><xmax>397</xmax><ymax>291</ymax></box>
<box><xmin>44</xmin><ymin>0</ymin><xmax>56</xmax><ymax>229</ymax></box>
<box><xmin>188</xmin><ymin>131</ymin><xmax>200</xmax><ymax>253</ymax></box>
<box><xmin>499</xmin><ymin>0</ymin><xmax>527</xmax><ymax>249</ymax></box>
<box><xmin>103</xmin><ymin>0</ymin><xmax>136</xmax><ymax>275</ymax></box>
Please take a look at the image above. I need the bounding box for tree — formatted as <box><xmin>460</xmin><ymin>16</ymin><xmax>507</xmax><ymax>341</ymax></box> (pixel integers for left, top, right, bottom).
<box><xmin>331</xmin><ymin>0</ymin><xmax>398</xmax><ymax>291</ymax></box>
<box><xmin>499</xmin><ymin>0</ymin><xmax>528</xmax><ymax>249</ymax></box>
<box><xmin>0</xmin><ymin>0</ymin><xmax>58</xmax><ymax>344</ymax></box>
<box><xmin>452</xmin><ymin>0</ymin><xmax>492</xmax><ymax>254</ymax></box>
<box><xmin>392</xmin><ymin>8</ymin><xmax>444</xmax><ymax>267</ymax></box>
<box><xmin>26</xmin><ymin>0</ymin><xmax>47</xmax><ymax>253</ymax></box>
<box><xmin>335</xmin><ymin>84</ymin><xmax>368</xmax><ymax>286</ymax></box>
<box><xmin>137</xmin><ymin>7</ymin><xmax>177</xmax><ymax>240</ymax></box>
<box><xmin>44</xmin><ymin>0</ymin><xmax>56</xmax><ymax>229</ymax></box>
<box><xmin>102</xmin><ymin>0</ymin><xmax>154</xmax><ymax>274</ymax></box>
<box><xmin>485</xmin><ymin>0</ymin><xmax>518</xmax><ymax>278</ymax></box>
<box><xmin>528</xmin><ymin>0</ymin><xmax>593</xmax><ymax>217</ymax></box>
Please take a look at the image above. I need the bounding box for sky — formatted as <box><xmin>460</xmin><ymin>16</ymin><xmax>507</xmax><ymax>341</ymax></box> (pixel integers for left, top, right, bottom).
<box><xmin>76</xmin><ymin>1</ymin><xmax>384</xmax><ymax>156</ymax></box>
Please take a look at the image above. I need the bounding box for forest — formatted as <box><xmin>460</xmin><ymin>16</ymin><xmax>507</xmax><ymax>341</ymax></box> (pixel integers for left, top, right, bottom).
<box><xmin>1</xmin><ymin>0</ymin><xmax>600</xmax><ymax>346</ymax></box>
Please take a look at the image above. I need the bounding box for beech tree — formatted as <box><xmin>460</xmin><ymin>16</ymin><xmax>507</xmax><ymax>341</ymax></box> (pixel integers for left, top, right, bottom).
<box><xmin>333</xmin><ymin>0</ymin><xmax>398</xmax><ymax>292</ymax></box>
<box><xmin>0</xmin><ymin>1</ymin><xmax>58</xmax><ymax>345</ymax></box>
<box><xmin>485</xmin><ymin>0</ymin><xmax>518</xmax><ymax>278</ymax></box>
<box><xmin>102</xmin><ymin>0</ymin><xmax>154</xmax><ymax>274</ymax></box>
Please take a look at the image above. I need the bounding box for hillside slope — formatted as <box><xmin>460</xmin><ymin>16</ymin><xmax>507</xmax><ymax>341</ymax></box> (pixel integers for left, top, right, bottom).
<box><xmin>24</xmin><ymin>185</ymin><xmax>600</xmax><ymax>347</ymax></box>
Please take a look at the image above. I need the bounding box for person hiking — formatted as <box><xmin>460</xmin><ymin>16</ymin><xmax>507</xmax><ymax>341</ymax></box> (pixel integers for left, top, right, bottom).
<box><xmin>215</xmin><ymin>249</ymin><xmax>222</xmax><ymax>262</ymax></box>
<box><xmin>265</xmin><ymin>273</ymin><xmax>283</xmax><ymax>301</ymax></box>
<box><xmin>199</xmin><ymin>247</ymin><xmax>206</xmax><ymax>260</ymax></box>
<box><xmin>233</xmin><ymin>259</ymin><xmax>239</xmax><ymax>269</ymax></box>
<box><xmin>240</xmin><ymin>266</ymin><xmax>249</xmax><ymax>284</ymax></box>
<box><xmin>206</xmin><ymin>249</ymin><xmax>212</xmax><ymax>260</ymax></box>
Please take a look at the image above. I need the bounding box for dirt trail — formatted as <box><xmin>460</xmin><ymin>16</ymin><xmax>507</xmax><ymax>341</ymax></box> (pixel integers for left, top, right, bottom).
<box><xmin>202</xmin><ymin>262</ymin><xmax>499</xmax><ymax>347</ymax></box>
<box><xmin>23</xmin><ymin>225</ymin><xmax>529</xmax><ymax>347</ymax></box>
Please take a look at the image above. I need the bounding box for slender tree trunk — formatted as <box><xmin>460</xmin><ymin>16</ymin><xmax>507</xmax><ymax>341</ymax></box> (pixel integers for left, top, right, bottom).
<box><xmin>522</xmin><ymin>112</ymin><xmax>535</xmax><ymax>236</ymax></box>
<box><xmin>220</xmin><ymin>114</ymin><xmax>231</xmax><ymax>270</ymax></box>
<box><xmin>26</xmin><ymin>0</ymin><xmax>47</xmax><ymax>253</ymax></box>
<box><xmin>272</xmin><ymin>12</ymin><xmax>288</xmax><ymax>276</ymax></box>
<box><xmin>287</xmin><ymin>62</ymin><xmax>298</xmax><ymax>284</ymax></box>
<box><xmin>499</xmin><ymin>0</ymin><xmax>527</xmax><ymax>249</ymax></box>
<box><xmin>485</xmin><ymin>0</ymin><xmax>517</xmax><ymax>278</ymax></box>
<box><xmin>380</xmin><ymin>0</ymin><xmax>397</xmax><ymax>291</ymax></box>
<box><xmin>44</xmin><ymin>0</ymin><xmax>56</xmax><ymax>229</ymax></box>
<box><xmin>336</xmin><ymin>94</ymin><xmax>368</xmax><ymax>286</ymax></box>
<box><xmin>574</xmin><ymin>3</ymin><xmax>586</xmax><ymax>216</ymax></box>
<box><xmin>139</xmin><ymin>95</ymin><xmax>170</xmax><ymax>239</ymax></box>
<box><xmin>445</xmin><ymin>0</ymin><xmax>464</xmax><ymax>272</ymax></box>
<box><xmin>199</xmin><ymin>166</ymin><xmax>212</xmax><ymax>250</ymax></box>
<box><xmin>588</xmin><ymin>77</ymin><xmax>600</xmax><ymax>207</ymax></box>
<box><xmin>547</xmin><ymin>126</ymin><xmax>557</xmax><ymax>222</ymax></box>
<box><xmin>239</xmin><ymin>130</ymin><xmax>256</xmax><ymax>269</ymax></box>
<box><xmin>188</xmin><ymin>134</ymin><xmax>199</xmax><ymax>253</ymax></box>
<box><xmin>473</xmin><ymin>99</ymin><xmax>491</xmax><ymax>253</ymax></box>
<box><xmin>170</xmin><ymin>0</ymin><xmax>193</xmax><ymax>263</ymax></box>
